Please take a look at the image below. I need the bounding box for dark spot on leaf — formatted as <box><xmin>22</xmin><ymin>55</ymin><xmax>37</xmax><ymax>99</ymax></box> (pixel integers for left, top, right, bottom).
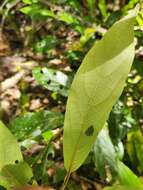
<box><xmin>15</xmin><ymin>160</ymin><xmax>19</xmax><ymax>164</ymax></box>
<box><xmin>59</xmin><ymin>85</ymin><xmax>63</xmax><ymax>89</ymax></box>
<box><xmin>47</xmin><ymin>80</ymin><xmax>51</xmax><ymax>84</ymax></box>
<box><xmin>40</xmin><ymin>69</ymin><xmax>43</xmax><ymax>74</ymax></box>
<box><xmin>85</xmin><ymin>125</ymin><xmax>94</xmax><ymax>136</ymax></box>
<box><xmin>53</xmin><ymin>72</ymin><xmax>56</xmax><ymax>75</ymax></box>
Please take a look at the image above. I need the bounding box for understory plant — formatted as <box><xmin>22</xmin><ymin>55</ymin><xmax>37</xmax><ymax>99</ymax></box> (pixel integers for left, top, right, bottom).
<box><xmin>62</xmin><ymin>6</ymin><xmax>139</xmax><ymax>189</ymax></box>
<box><xmin>0</xmin><ymin>5</ymin><xmax>143</xmax><ymax>190</ymax></box>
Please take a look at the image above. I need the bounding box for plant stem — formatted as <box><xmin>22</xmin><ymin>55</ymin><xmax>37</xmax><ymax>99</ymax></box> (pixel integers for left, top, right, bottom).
<box><xmin>61</xmin><ymin>170</ymin><xmax>71</xmax><ymax>190</ymax></box>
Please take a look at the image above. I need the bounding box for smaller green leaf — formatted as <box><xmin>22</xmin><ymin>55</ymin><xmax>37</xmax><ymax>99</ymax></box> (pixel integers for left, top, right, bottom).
<box><xmin>94</xmin><ymin>127</ymin><xmax>118</xmax><ymax>180</ymax></box>
<box><xmin>33</xmin><ymin>67</ymin><xmax>69</xmax><ymax>96</ymax></box>
<box><xmin>108</xmin><ymin>100</ymin><xmax>134</xmax><ymax>142</ymax></box>
<box><xmin>0</xmin><ymin>121</ymin><xmax>23</xmax><ymax>170</ymax></box>
<box><xmin>22</xmin><ymin>0</ymin><xmax>38</xmax><ymax>5</ymax></box>
<box><xmin>98</xmin><ymin>0</ymin><xmax>108</xmax><ymax>18</ymax></box>
<box><xmin>136</xmin><ymin>12</ymin><xmax>143</xmax><ymax>28</ymax></box>
<box><xmin>22</xmin><ymin>0</ymin><xmax>32</xmax><ymax>4</ymax></box>
<box><xmin>123</xmin><ymin>0</ymin><xmax>139</xmax><ymax>12</ymax></box>
<box><xmin>105</xmin><ymin>11</ymin><xmax>122</xmax><ymax>27</ymax></box>
<box><xmin>42</xmin><ymin>131</ymin><xmax>54</xmax><ymax>142</ymax></box>
<box><xmin>40</xmin><ymin>9</ymin><xmax>55</xmax><ymax>17</ymax></box>
<box><xmin>58</xmin><ymin>11</ymin><xmax>79</xmax><ymax>25</ymax></box>
<box><xmin>80</xmin><ymin>28</ymin><xmax>96</xmax><ymax>45</ymax></box>
<box><xmin>117</xmin><ymin>161</ymin><xmax>143</xmax><ymax>188</ymax></box>
<box><xmin>20</xmin><ymin>5</ymin><xmax>55</xmax><ymax>20</ymax></box>
<box><xmin>33</xmin><ymin>35</ymin><xmax>58</xmax><ymax>53</ymax></box>
<box><xmin>20</xmin><ymin>5</ymin><xmax>32</xmax><ymax>14</ymax></box>
<box><xmin>9</xmin><ymin>110</ymin><xmax>64</xmax><ymax>141</ymax></box>
<box><xmin>56</xmin><ymin>11</ymin><xmax>83</xmax><ymax>33</ymax></box>
<box><xmin>0</xmin><ymin>162</ymin><xmax>34</xmax><ymax>188</ymax></box>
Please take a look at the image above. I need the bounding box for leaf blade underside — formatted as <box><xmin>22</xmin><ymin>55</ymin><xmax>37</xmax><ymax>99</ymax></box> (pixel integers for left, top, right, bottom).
<box><xmin>63</xmin><ymin>9</ymin><xmax>138</xmax><ymax>172</ymax></box>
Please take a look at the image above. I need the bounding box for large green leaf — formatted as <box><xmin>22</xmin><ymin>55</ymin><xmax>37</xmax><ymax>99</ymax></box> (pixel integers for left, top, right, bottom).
<box><xmin>63</xmin><ymin>9</ymin><xmax>138</xmax><ymax>172</ymax></box>
<box><xmin>0</xmin><ymin>121</ymin><xmax>23</xmax><ymax>170</ymax></box>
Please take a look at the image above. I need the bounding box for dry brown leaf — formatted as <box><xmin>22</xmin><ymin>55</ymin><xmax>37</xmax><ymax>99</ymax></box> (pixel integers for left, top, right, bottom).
<box><xmin>0</xmin><ymin>31</ymin><xmax>11</xmax><ymax>56</ymax></box>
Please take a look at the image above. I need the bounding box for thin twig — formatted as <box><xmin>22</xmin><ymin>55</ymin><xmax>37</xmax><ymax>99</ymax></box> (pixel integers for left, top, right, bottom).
<box><xmin>0</xmin><ymin>70</ymin><xmax>26</xmax><ymax>92</ymax></box>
